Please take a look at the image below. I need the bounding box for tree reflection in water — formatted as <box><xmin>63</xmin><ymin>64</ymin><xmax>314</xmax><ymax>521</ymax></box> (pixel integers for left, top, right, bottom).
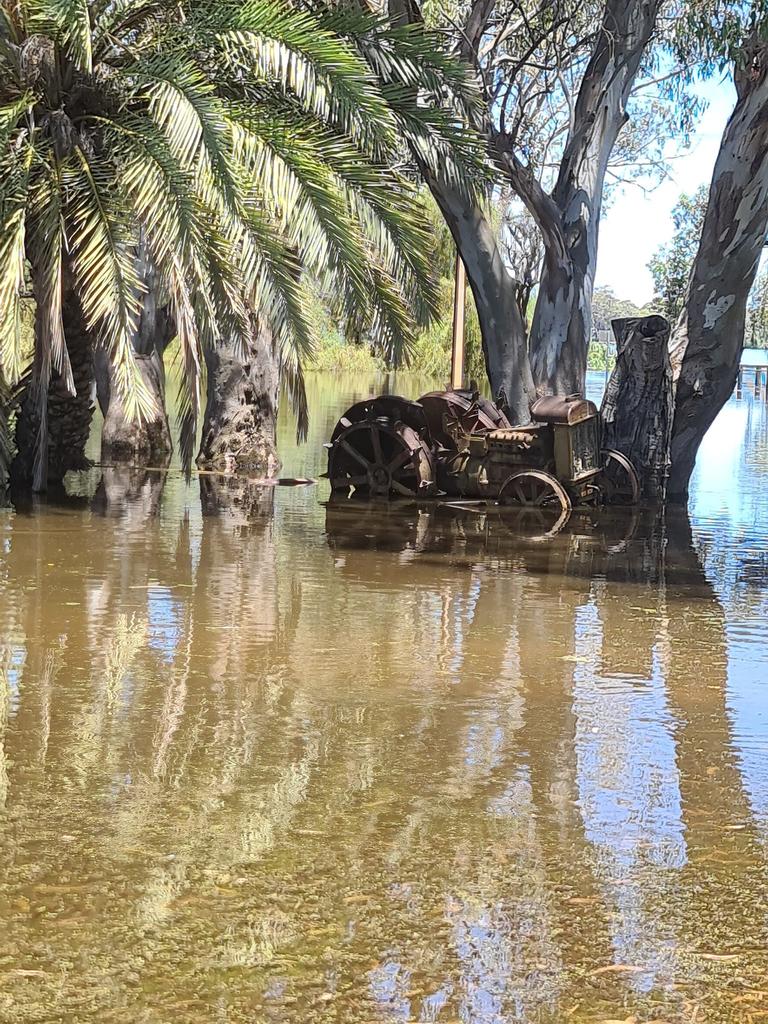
<box><xmin>0</xmin><ymin>477</ymin><xmax>765</xmax><ymax>1023</ymax></box>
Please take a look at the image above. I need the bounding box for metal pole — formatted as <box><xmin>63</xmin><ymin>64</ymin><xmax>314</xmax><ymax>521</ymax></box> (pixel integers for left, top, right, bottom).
<box><xmin>450</xmin><ymin>252</ymin><xmax>466</xmax><ymax>390</ymax></box>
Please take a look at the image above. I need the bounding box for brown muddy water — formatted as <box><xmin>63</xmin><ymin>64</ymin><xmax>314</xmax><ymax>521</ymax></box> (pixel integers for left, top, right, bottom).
<box><xmin>1</xmin><ymin>372</ymin><xmax>768</xmax><ymax>1023</ymax></box>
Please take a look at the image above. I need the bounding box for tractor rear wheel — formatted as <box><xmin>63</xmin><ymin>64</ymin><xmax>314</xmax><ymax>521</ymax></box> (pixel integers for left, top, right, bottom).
<box><xmin>328</xmin><ymin>418</ymin><xmax>435</xmax><ymax>499</ymax></box>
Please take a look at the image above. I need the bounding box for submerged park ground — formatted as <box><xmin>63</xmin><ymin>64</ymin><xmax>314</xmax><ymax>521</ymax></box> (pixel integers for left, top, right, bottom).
<box><xmin>0</xmin><ymin>371</ymin><xmax>767</xmax><ymax>1023</ymax></box>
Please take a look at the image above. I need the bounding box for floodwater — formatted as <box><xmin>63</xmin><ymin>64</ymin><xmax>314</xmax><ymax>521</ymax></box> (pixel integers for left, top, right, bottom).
<box><xmin>1</xmin><ymin>372</ymin><xmax>768</xmax><ymax>1024</ymax></box>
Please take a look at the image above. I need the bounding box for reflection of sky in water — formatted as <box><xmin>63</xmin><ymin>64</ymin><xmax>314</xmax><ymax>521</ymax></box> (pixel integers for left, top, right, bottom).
<box><xmin>146</xmin><ymin>585</ymin><xmax>183</xmax><ymax>662</ymax></box>
<box><xmin>3</xmin><ymin>646</ymin><xmax>25</xmax><ymax>714</ymax></box>
<box><xmin>590</xmin><ymin>377</ymin><xmax>768</xmax><ymax>865</ymax></box>
<box><xmin>572</xmin><ymin>600</ymin><xmax>684</xmax><ymax>987</ymax></box>
<box><xmin>449</xmin><ymin>893</ymin><xmax>561</xmax><ymax>1022</ymax></box>
<box><xmin>368</xmin><ymin>960</ymin><xmax>412</xmax><ymax>1020</ymax></box>
<box><xmin>449</xmin><ymin>575</ymin><xmax>482</xmax><ymax>676</ymax></box>
<box><xmin>688</xmin><ymin>389</ymin><xmax>768</xmax><ymax>838</ymax></box>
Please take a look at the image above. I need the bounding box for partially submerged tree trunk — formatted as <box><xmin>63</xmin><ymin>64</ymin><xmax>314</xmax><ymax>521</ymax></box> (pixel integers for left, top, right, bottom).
<box><xmin>423</xmin><ymin>172</ymin><xmax>536</xmax><ymax>421</ymax></box>
<box><xmin>600</xmin><ymin>315</ymin><xmax>673</xmax><ymax>501</ymax></box>
<box><xmin>391</xmin><ymin>0</ymin><xmax>661</xmax><ymax>407</ymax></box>
<box><xmin>668</xmin><ymin>41</ymin><xmax>768</xmax><ymax>500</ymax></box>
<box><xmin>12</xmin><ymin>292</ymin><xmax>94</xmax><ymax>491</ymax></box>
<box><xmin>514</xmin><ymin>0</ymin><xmax>662</xmax><ymax>397</ymax></box>
<box><xmin>197</xmin><ymin>321</ymin><xmax>281</xmax><ymax>475</ymax></box>
<box><xmin>96</xmin><ymin>251</ymin><xmax>174</xmax><ymax>465</ymax></box>
<box><xmin>96</xmin><ymin>347</ymin><xmax>172</xmax><ymax>466</ymax></box>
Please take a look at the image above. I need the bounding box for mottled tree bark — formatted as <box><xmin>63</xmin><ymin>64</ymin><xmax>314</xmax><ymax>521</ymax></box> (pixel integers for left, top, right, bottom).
<box><xmin>668</xmin><ymin>42</ymin><xmax>768</xmax><ymax>500</ymax></box>
<box><xmin>390</xmin><ymin>0</ymin><xmax>660</xmax><ymax>408</ymax></box>
<box><xmin>518</xmin><ymin>0</ymin><xmax>662</xmax><ymax>397</ymax></box>
<box><xmin>12</xmin><ymin>292</ymin><xmax>95</xmax><ymax>491</ymax></box>
<box><xmin>600</xmin><ymin>315</ymin><xmax>673</xmax><ymax>501</ymax></box>
<box><xmin>386</xmin><ymin>0</ymin><xmax>535</xmax><ymax>423</ymax></box>
<box><xmin>423</xmin><ymin>172</ymin><xmax>536</xmax><ymax>422</ymax></box>
<box><xmin>197</xmin><ymin>322</ymin><xmax>281</xmax><ymax>475</ymax></box>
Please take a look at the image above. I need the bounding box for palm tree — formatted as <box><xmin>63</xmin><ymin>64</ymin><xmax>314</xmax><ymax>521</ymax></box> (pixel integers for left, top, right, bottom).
<box><xmin>0</xmin><ymin>0</ymin><xmax>483</xmax><ymax>489</ymax></box>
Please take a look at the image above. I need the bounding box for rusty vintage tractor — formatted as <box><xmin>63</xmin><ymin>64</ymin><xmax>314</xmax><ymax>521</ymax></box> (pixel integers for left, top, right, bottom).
<box><xmin>326</xmin><ymin>389</ymin><xmax>640</xmax><ymax>521</ymax></box>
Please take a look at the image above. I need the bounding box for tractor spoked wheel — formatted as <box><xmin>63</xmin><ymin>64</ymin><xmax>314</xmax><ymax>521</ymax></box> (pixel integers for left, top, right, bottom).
<box><xmin>497</xmin><ymin>469</ymin><xmax>572</xmax><ymax>539</ymax></box>
<box><xmin>599</xmin><ymin>450</ymin><xmax>641</xmax><ymax>506</ymax></box>
<box><xmin>328</xmin><ymin>418</ymin><xmax>435</xmax><ymax>499</ymax></box>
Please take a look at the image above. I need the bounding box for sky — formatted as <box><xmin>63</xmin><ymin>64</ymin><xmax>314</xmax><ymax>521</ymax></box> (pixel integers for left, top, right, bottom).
<box><xmin>594</xmin><ymin>73</ymin><xmax>737</xmax><ymax>306</ymax></box>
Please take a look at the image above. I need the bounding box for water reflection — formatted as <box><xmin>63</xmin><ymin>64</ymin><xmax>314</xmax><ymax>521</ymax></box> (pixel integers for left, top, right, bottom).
<box><xmin>1</xmin><ymin>373</ymin><xmax>768</xmax><ymax>1021</ymax></box>
<box><xmin>0</xmin><ymin>459</ymin><xmax>767</xmax><ymax>1023</ymax></box>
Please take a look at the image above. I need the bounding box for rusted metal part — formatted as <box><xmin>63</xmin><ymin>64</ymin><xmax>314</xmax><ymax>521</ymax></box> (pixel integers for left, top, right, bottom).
<box><xmin>418</xmin><ymin>389</ymin><xmax>511</xmax><ymax>452</ymax></box>
<box><xmin>599</xmin><ymin>449</ymin><xmax>641</xmax><ymax>506</ymax></box>
<box><xmin>326</xmin><ymin>390</ymin><xmax>641</xmax><ymax>512</ymax></box>
<box><xmin>497</xmin><ymin>470</ymin><xmax>572</xmax><ymax>538</ymax></box>
<box><xmin>498</xmin><ymin>469</ymin><xmax>571</xmax><ymax>511</ymax></box>
<box><xmin>328</xmin><ymin>418</ymin><xmax>435</xmax><ymax>498</ymax></box>
<box><xmin>531</xmin><ymin>395</ymin><xmax>598</xmax><ymax>425</ymax></box>
<box><xmin>330</xmin><ymin>396</ymin><xmax>427</xmax><ymax>444</ymax></box>
<box><xmin>552</xmin><ymin>417</ymin><xmax>601</xmax><ymax>484</ymax></box>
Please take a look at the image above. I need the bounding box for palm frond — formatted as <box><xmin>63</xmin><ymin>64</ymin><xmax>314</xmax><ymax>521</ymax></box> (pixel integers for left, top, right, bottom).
<box><xmin>28</xmin><ymin>163</ymin><xmax>73</xmax><ymax>391</ymax></box>
<box><xmin>236</xmin><ymin>197</ymin><xmax>316</xmax><ymax>363</ymax></box>
<box><xmin>27</xmin><ymin>161</ymin><xmax>74</xmax><ymax>490</ymax></box>
<box><xmin>64</xmin><ymin>147</ymin><xmax>153</xmax><ymax>419</ymax></box>
<box><xmin>29</xmin><ymin>0</ymin><xmax>92</xmax><ymax>71</ymax></box>
<box><xmin>229</xmin><ymin>110</ymin><xmax>371</xmax><ymax>319</ymax></box>
<box><xmin>280</xmin><ymin>343</ymin><xmax>308</xmax><ymax>443</ymax></box>
<box><xmin>0</xmin><ymin>159</ymin><xmax>29</xmax><ymax>385</ymax></box>
<box><xmin>206</xmin><ymin>0</ymin><xmax>398</xmax><ymax>159</ymax></box>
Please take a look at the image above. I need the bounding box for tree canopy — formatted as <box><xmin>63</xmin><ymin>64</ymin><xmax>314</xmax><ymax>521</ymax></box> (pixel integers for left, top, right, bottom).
<box><xmin>0</xmin><ymin>0</ymin><xmax>486</xmax><ymax>486</ymax></box>
<box><xmin>648</xmin><ymin>186</ymin><xmax>709</xmax><ymax>324</ymax></box>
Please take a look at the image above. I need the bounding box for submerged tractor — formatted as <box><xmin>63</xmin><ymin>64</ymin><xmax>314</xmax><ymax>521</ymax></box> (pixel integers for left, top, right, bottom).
<box><xmin>326</xmin><ymin>389</ymin><xmax>640</xmax><ymax>521</ymax></box>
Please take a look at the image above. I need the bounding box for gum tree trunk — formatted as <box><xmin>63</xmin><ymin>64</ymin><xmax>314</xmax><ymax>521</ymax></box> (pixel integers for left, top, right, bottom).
<box><xmin>197</xmin><ymin>322</ymin><xmax>281</xmax><ymax>476</ymax></box>
<box><xmin>12</xmin><ymin>292</ymin><xmax>95</xmax><ymax>491</ymax></box>
<box><xmin>600</xmin><ymin>315</ymin><xmax>673</xmax><ymax>501</ymax></box>
<box><xmin>668</xmin><ymin>41</ymin><xmax>768</xmax><ymax>501</ymax></box>
<box><xmin>391</xmin><ymin>0</ymin><xmax>660</xmax><ymax>407</ymax></box>
<box><xmin>422</xmin><ymin>172</ymin><xmax>536</xmax><ymax>421</ymax></box>
<box><xmin>517</xmin><ymin>0</ymin><xmax>662</xmax><ymax>397</ymax></box>
<box><xmin>388</xmin><ymin>0</ymin><xmax>535</xmax><ymax>423</ymax></box>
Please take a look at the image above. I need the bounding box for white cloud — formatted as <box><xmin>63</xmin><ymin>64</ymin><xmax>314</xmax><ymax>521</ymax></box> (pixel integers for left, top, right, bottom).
<box><xmin>595</xmin><ymin>75</ymin><xmax>737</xmax><ymax>305</ymax></box>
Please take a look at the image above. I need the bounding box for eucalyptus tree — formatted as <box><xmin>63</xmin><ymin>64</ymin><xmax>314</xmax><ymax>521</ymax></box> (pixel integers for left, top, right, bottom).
<box><xmin>648</xmin><ymin>186</ymin><xmax>709</xmax><ymax>323</ymax></box>
<box><xmin>668</xmin><ymin>16</ymin><xmax>768</xmax><ymax>498</ymax></box>
<box><xmin>0</xmin><ymin>0</ymin><xmax>482</xmax><ymax>488</ymax></box>
<box><xmin>390</xmin><ymin>0</ymin><xmax>675</xmax><ymax>416</ymax></box>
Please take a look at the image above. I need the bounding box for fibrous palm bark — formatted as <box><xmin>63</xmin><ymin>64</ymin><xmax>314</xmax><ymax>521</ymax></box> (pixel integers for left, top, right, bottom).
<box><xmin>197</xmin><ymin>323</ymin><xmax>281</xmax><ymax>476</ymax></box>
<box><xmin>96</xmin><ymin>253</ymin><xmax>174</xmax><ymax>466</ymax></box>
<box><xmin>12</xmin><ymin>293</ymin><xmax>94</xmax><ymax>489</ymax></box>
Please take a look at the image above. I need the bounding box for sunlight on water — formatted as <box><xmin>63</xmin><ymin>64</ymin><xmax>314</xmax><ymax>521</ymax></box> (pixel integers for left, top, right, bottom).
<box><xmin>0</xmin><ymin>372</ymin><xmax>767</xmax><ymax>1022</ymax></box>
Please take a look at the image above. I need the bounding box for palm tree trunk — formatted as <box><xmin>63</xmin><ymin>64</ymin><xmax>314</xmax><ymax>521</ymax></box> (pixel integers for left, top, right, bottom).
<box><xmin>95</xmin><ymin>347</ymin><xmax>172</xmax><ymax>466</ymax></box>
<box><xmin>196</xmin><ymin>322</ymin><xmax>281</xmax><ymax>475</ymax></box>
<box><xmin>96</xmin><ymin>249</ymin><xmax>174</xmax><ymax>466</ymax></box>
<box><xmin>12</xmin><ymin>292</ymin><xmax>94</xmax><ymax>491</ymax></box>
